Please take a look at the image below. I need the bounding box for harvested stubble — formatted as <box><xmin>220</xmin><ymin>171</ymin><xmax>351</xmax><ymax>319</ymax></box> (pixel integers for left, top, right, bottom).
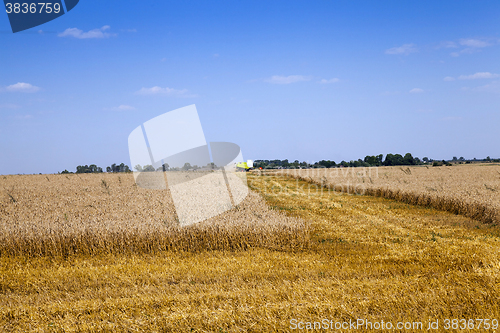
<box><xmin>0</xmin><ymin>173</ymin><xmax>308</xmax><ymax>257</ymax></box>
<box><xmin>270</xmin><ymin>164</ymin><xmax>500</xmax><ymax>225</ymax></box>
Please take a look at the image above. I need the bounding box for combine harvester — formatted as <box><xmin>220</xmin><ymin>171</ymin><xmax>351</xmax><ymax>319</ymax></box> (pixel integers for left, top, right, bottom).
<box><xmin>236</xmin><ymin>160</ymin><xmax>254</xmax><ymax>172</ymax></box>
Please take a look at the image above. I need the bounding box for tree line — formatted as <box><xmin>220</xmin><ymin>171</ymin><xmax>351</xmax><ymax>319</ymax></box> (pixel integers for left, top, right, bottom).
<box><xmin>254</xmin><ymin>154</ymin><xmax>500</xmax><ymax>169</ymax></box>
<box><xmin>60</xmin><ymin>163</ymin><xmax>131</xmax><ymax>174</ymax></box>
<box><xmin>60</xmin><ymin>162</ymin><xmax>215</xmax><ymax>174</ymax></box>
<box><xmin>59</xmin><ymin>154</ymin><xmax>500</xmax><ymax>173</ymax></box>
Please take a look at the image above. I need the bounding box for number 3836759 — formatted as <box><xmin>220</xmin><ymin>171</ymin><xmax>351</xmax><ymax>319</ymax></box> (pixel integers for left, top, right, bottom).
<box><xmin>5</xmin><ymin>3</ymin><xmax>61</xmax><ymax>14</ymax></box>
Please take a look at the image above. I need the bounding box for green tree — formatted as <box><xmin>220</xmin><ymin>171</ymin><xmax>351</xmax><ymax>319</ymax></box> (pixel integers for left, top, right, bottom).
<box><xmin>403</xmin><ymin>153</ymin><xmax>415</xmax><ymax>165</ymax></box>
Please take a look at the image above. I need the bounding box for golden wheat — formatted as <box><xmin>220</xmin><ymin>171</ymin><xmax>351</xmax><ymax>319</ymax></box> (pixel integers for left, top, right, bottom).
<box><xmin>269</xmin><ymin>164</ymin><xmax>500</xmax><ymax>225</ymax></box>
<box><xmin>0</xmin><ymin>173</ymin><xmax>308</xmax><ymax>257</ymax></box>
<box><xmin>1</xmin><ymin>173</ymin><xmax>499</xmax><ymax>331</ymax></box>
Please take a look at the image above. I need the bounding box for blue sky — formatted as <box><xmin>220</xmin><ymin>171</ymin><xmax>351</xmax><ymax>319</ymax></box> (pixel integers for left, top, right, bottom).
<box><xmin>1</xmin><ymin>0</ymin><xmax>499</xmax><ymax>174</ymax></box>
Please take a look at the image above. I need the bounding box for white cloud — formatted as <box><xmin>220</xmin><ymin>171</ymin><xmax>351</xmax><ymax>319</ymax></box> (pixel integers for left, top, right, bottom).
<box><xmin>320</xmin><ymin>78</ymin><xmax>340</xmax><ymax>84</ymax></box>
<box><xmin>458</xmin><ymin>72</ymin><xmax>499</xmax><ymax>80</ymax></box>
<box><xmin>473</xmin><ymin>81</ymin><xmax>500</xmax><ymax>94</ymax></box>
<box><xmin>264</xmin><ymin>75</ymin><xmax>312</xmax><ymax>84</ymax></box>
<box><xmin>135</xmin><ymin>86</ymin><xmax>195</xmax><ymax>97</ymax></box>
<box><xmin>105</xmin><ymin>105</ymin><xmax>136</xmax><ymax>111</ymax></box>
<box><xmin>443</xmin><ymin>76</ymin><xmax>455</xmax><ymax>81</ymax></box>
<box><xmin>385</xmin><ymin>43</ymin><xmax>417</xmax><ymax>55</ymax></box>
<box><xmin>409</xmin><ymin>88</ymin><xmax>424</xmax><ymax>94</ymax></box>
<box><xmin>5</xmin><ymin>82</ymin><xmax>40</xmax><ymax>93</ymax></box>
<box><xmin>459</xmin><ymin>38</ymin><xmax>490</xmax><ymax>48</ymax></box>
<box><xmin>437</xmin><ymin>41</ymin><xmax>458</xmax><ymax>48</ymax></box>
<box><xmin>58</xmin><ymin>26</ymin><xmax>115</xmax><ymax>39</ymax></box>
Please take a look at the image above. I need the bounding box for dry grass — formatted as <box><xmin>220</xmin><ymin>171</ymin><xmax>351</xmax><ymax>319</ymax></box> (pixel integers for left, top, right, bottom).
<box><xmin>273</xmin><ymin>164</ymin><xmax>500</xmax><ymax>225</ymax></box>
<box><xmin>0</xmin><ymin>173</ymin><xmax>499</xmax><ymax>331</ymax></box>
<box><xmin>0</xmin><ymin>173</ymin><xmax>307</xmax><ymax>257</ymax></box>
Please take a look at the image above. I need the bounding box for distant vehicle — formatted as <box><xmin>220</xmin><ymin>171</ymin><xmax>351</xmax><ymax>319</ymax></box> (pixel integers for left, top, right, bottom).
<box><xmin>236</xmin><ymin>160</ymin><xmax>254</xmax><ymax>172</ymax></box>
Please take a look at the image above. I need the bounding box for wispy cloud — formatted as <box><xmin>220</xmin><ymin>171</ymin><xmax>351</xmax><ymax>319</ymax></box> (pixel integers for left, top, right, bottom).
<box><xmin>459</xmin><ymin>38</ymin><xmax>491</xmax><ymax>48</ymax></box>
<box><xmin>385</xmin><ymin>43</ymin><xmax>417</xmax><ymax>55</ymax></box>
<box><xmin>105</xmin><ymin>105</ymin><xmax>136</xmax><ymax>111</ymax></box>
<box><xmin>443</xmin><ymin>72</ymin><xmax>499</xmax><ymax>81</ymax></box>
<box><xmin>409</xmin><ymin>88</ymin><xmax>424</xmax><ymax>94</ymax></box>
<box><xmin>473</xmin><ymin>81</ymin><xmax>500</xmax><ymax>94</ymax></box>
<box><xmin>458</xmin><ymin>72</ymin><xmax>499</xmax><ymax>80</ymax></box>
<box><xmin>446</xmin><ymin>38</ymin><xmax>495</xmax><ymax>57</ymax></box>
<box><xmin>264</xmin><ymin>75</ymin><xmax>312</xmax><ymax>84</ymax></box>
<box><xmin>58</xmin><ymin>26</ymin><xmax>116</xmax><ymax>39</ymax></box>
<box><xmin>437</xmin><ymin>41</ymin><xmax>458</xmax><ymax>49</ymax></box>
<box><xmin>320</xmin><ymin>78</ymin><xmax>340</xmax><ymax>84</ymax></box>
<box><xmin>135</xmin><ymin>86</ymin><xmax>196</xmax><ymax>97</ymax></box>
<box><xmin>4</xmin><ymin>82</ymin><xmax>40</xmax><ymax>93</ymax></box>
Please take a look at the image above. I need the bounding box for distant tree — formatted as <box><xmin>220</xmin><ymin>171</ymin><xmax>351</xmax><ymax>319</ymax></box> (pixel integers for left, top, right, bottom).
<box><xmin>143</xmin><ymin>165</ymin><xmax>155</xmax><ymax>172</ymax></box>
<box><xmin>107</xmin><ymin>163</ymin><xmax>130</xmax><ymax>173</ymax></box>
<box><xmin>384</xmin><ymin>154</ymin><xmax>404</xmax><ymax>166</ymax></box>
<box><xmin>318</xmin><ymin>160</ymin><xmax>336</xmax><ymax>168</ymax></box>
<box><xmin>76</xmin><ymin>164</ymin><xmax>102</xmax><ymax>173</ymax></box>
<box><xmin>403</xmin><ymin>153</ymin><xmax>415</xmax><ymax>165</ymax></box>
<box><xmin>88</xmin><ymin>164</ymin><xmax>102</xmax><ymax>173</ymax></box>
<box><xmin>364</xmin><ymin>155</ymin><xmax>381</xmax><ymax>166</ymax></box>
<box><xmin>182</xmin><ymin>163</ymin><xmax>192</xmax><ymax>171</ymax></box>
<box><xmin>377</xmin><ymin>154</ymin><xmax>384</xmax><ymax>165</ymax></box>
<box><xmin>459</xmin><ymin>157</ymin><xmax>465</xmax><ymax>162</ymax></box>
<box><xmin>134</xmin><ymin>164</ymin><xmax>143</xmax><ymax>172</ymax></box>
<box><xmin>452</xmin><ymin>156</ymin><xmax>458</xmax><ymax>161</ymax></box>
<box><xmin>486</xmin><ymin>156</ymin><xmax>491</xmax><ymax>162</ymax></box>
<box><xmin>339</xmin><ymin>160</ymin><xmax>349</xmax><ymax>167</ymax></box>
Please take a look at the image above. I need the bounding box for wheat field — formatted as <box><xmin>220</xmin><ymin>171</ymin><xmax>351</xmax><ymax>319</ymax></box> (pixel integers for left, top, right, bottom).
<box><xmin>0</xmin><ymin>171</ymin><xmax>499</xmax><ymax>331</ymax></box>
<box><xmin>273</xmin><ymin>164</ymin><xmax>500</xmax><ymax>225</ymax></box>
<box><xmin>0</xmin><ymin>173</ymin><xmax>308</xmax><ymax>257</ymax></box>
